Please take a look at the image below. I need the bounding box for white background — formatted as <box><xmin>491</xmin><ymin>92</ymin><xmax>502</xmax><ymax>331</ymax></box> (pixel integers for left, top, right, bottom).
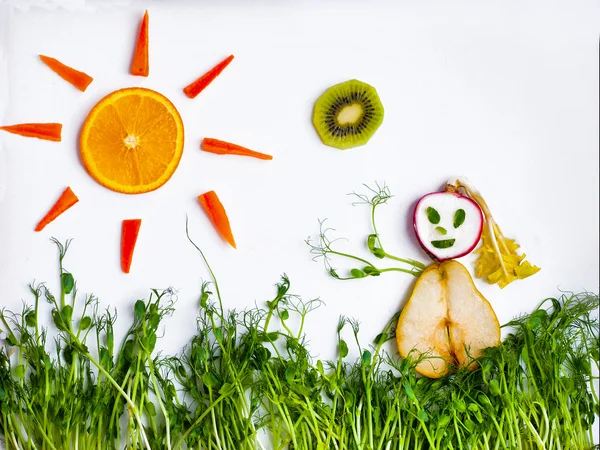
<box><xmin>0</xmin><ymin>0</ymin><xmax>599</xmax><ymax>445</ymax></box>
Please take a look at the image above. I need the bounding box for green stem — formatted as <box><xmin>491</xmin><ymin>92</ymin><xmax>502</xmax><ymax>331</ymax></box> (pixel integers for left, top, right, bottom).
<box><xmin>179</xmin><ymin>390</ymin><xmax>230</xmax><ymax>445</ymax></box>
<box><xmin>83</xmin><ymin>350</ymin><xmax>151</xmax><ymax>450</ymax></box>
<box><xmin>382</xmin><ymin>253</ymin><xmax>426</xmax><ymax>269</ymax></box>
<box><xmin>187</xmin><ymin>219</ymin><xmax>224</xmax><ymax>315</ymax></box>
<box><xmin>330</xmin><ymin>249</ymin><xmax>376</xmax><ymax>268</ymax></box>
<box><xmin>381</xmin><ymin>267</ymin><xmax>421</xmax><ymax>276</ymax></box>
<box><xmin>370</xmin><ymin>200</ymin><xmax>425</xmax><ymax>271</ymax></box>
<box><xmin>517</xmin><ymin>406</ymin><xmax>545</xmax><ymax>448</ymax></box>
<box><xmin>148</xmin><ymin>359</ymin><xmax>171</xmax><ymax>450</ymax></box>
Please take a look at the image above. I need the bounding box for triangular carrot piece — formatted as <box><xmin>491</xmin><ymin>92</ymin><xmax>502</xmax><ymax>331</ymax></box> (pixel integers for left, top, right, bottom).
<box><xmin>201</xmin><ymin>138</ymin><xmax>273</xmax><ymax>160</ymax></box>
<box><xmin>121</xmin><ymin>219</ymin><xmax>142</xmax><ymax>273</ymax></box>
<box><xmin>198</xmin><ymin>191</ymin><xmax>236</xmax><ymax>248</ymax></box>
<box><xmin>130</xmin><ymin>11</ymin><xmax>149</xmax><ymax>77</ymax></box>
<box><xmin>183</xmin><ymin>55</ymin><xmax>234</xmax><ymax>99</ymax></box>
<box><xmin>35</xmin><ymin>187</ymin><xmax>79</xmax><ymax>232</ymax></box>
<box><xmin>0</xmin><ymin>123</ymin><xmax>62</xmax><ymax>141</ymax></box>
<box><xmin>39</xmin><ymin>55</ymin><xmax>93</xmax><ymax>92</ymax></box>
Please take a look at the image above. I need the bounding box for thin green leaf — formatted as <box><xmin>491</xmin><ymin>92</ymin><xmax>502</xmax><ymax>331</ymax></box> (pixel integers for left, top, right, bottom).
<box><xmin>453</xmin><ymin>208</ymin><xmax>466</xmax><ymax>228</ymax></box>
<box><xmin>61</xmin><ymin>272</ymin><xmax>74</xmax><ymax>294</ymax></box>
<box><xmin>426</xmin><ymin>207</ymin><xmax>441</xmax><ymax>224</ymax></box>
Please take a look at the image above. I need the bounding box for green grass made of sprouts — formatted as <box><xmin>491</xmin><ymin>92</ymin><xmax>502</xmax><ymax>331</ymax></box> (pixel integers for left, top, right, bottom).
<box><xmin>0</xmin><ymin>235</ymin><xmax>598</xmax><ymax>450</ymax></box>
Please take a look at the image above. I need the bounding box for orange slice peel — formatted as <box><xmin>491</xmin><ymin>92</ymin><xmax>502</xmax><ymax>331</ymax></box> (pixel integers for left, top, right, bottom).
<box><xmin>79</xmin><ymin>87</ymin><xmax>184</xmax><ymax>194</ymax></box>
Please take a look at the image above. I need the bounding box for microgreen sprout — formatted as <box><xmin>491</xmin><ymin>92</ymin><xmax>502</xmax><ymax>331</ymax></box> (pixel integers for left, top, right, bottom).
<box><xmin>307</xmin><ymin>183</ymin><xmax>425</xmax><ymax>281</ymax></box>
<box><xmin>0</xmin><ymin>237</ymin><xmax>598</xmax><ymax>450</ymax></box>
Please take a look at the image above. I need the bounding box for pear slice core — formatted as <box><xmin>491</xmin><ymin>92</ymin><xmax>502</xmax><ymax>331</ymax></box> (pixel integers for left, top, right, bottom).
<box><xmin>395</xmin><ymin>260</ymin><xmax>500</xmax><ymax>378</ymax></box>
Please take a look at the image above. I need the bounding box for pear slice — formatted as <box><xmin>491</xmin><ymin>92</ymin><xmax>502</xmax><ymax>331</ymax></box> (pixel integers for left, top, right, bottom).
<box><xmin>396</xmin><ymin>260</ymin><xmax>500</xmax><ymax>378</ymax></box>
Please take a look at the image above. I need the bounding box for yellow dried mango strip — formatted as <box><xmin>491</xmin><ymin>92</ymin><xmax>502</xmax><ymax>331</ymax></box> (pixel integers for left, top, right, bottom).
<box><xmin>451</xmin><ymin>178</ymin><xmax>540</xmax><ymax>289</ymax></box>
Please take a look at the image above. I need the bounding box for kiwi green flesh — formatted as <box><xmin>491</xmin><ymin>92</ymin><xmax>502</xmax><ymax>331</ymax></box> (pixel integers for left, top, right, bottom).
<box><xmin>313</xmin><ymin>79</ymin><xmax>384</xmax><ymax>150</ymax></box>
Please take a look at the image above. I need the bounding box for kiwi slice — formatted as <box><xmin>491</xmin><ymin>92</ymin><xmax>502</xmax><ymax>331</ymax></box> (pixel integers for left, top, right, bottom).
<box><xmin>312</xmin><ymin>79</ymin><xmax>384</xmax><ymax>150</ymax></box>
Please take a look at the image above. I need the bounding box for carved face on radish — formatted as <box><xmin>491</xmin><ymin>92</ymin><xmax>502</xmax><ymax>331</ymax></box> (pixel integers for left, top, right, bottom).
<box><xmin>413</xmin><ymin>189</ymin><xmax>483</xmax><ymax>261</ymax></box>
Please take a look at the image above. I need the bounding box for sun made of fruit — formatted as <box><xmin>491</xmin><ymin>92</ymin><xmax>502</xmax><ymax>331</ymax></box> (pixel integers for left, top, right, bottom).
<box><xmin>0</xmin><ymin>11</ymin><xmax>274</xmax><ymax>273</ymax></box>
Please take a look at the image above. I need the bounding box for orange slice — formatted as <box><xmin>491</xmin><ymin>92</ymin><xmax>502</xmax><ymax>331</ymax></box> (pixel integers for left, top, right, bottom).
<box><xmin>79</xmin><ymin>87</ymin><xmax>184</xmax><ymax>194</ymax></box>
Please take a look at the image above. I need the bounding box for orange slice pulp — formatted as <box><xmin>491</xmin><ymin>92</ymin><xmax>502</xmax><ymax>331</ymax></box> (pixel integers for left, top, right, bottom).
<box><xmin>80</xmin><ymin>87</ymin><xmax>184</xmax><ymax>194</ymax></box>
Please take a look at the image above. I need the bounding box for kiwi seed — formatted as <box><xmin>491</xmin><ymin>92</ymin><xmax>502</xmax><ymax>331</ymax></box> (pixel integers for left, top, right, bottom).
<box><xmin>312</xmin><ymin>79</ymin><xmax>384</xmax><ymax>150</ymax></box>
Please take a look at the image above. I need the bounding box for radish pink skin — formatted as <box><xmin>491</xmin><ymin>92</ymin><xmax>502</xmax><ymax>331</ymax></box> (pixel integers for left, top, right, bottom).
<box><xmin>413</xmin><ymin>191</ymin><xmax>484</xmax><ymax>262</ymax></box>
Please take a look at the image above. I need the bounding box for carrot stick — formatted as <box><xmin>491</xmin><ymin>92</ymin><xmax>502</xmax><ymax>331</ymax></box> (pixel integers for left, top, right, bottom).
<box><xmin>130</xmin><ymin>10</ymin><xmax>149</xmax><ymax>77</ymax></box>
<box><xmin>35</xmin><ymin>187</ymin><xmax>79</xmax><ymax>232</ymax></box>
<box><xmin>183</xmin><ymin>55</ymin><xmax>234</xmax><ymax>99</ymax></box>
<box><xmin>121</xmin><ymin>219</ymin><xmax>142</xmax><ymax>273</ymax></box>
<box><xmin>39</xmin><ymin>55</ymin><xmax>94</xmax><ymax>92</ymax></box>
<box><xmin>198</xmin><ymin>191</ymin><xmax>236</xmax><ymax>249</ymax></box>
<box><xmin>201</xmin><ymin>138</ymin><xmax>273</xmax><ymax>160</ymax></box>
<box><xmin>0</xmin><ymin>123</ymin><xmax>62</xmax><ymax>142</ymax></box>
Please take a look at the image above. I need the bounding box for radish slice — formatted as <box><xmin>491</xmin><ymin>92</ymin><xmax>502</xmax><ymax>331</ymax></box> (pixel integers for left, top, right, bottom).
<box><xmin>413</xmin><ymin>191</ymin><xmax>483</xmax><ymax>261</ymax></box>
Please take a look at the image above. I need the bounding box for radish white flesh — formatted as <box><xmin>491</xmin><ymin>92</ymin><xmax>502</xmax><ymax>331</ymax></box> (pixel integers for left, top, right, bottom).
<box><xmin>413</xmin><ymin>191</ymin><xmax>483</xmax><ymax>261</ymax></box>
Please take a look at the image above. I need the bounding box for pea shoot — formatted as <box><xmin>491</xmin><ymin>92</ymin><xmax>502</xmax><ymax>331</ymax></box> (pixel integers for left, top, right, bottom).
<box><xmin>0</xmin><ymin>237</ymin><xmax>598</xmax><ymax>449</ymax></box>
<box><xmin>307</xmin><ymin>183</ymin><xmax>426</xmax><ymax>281</ymax></box>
